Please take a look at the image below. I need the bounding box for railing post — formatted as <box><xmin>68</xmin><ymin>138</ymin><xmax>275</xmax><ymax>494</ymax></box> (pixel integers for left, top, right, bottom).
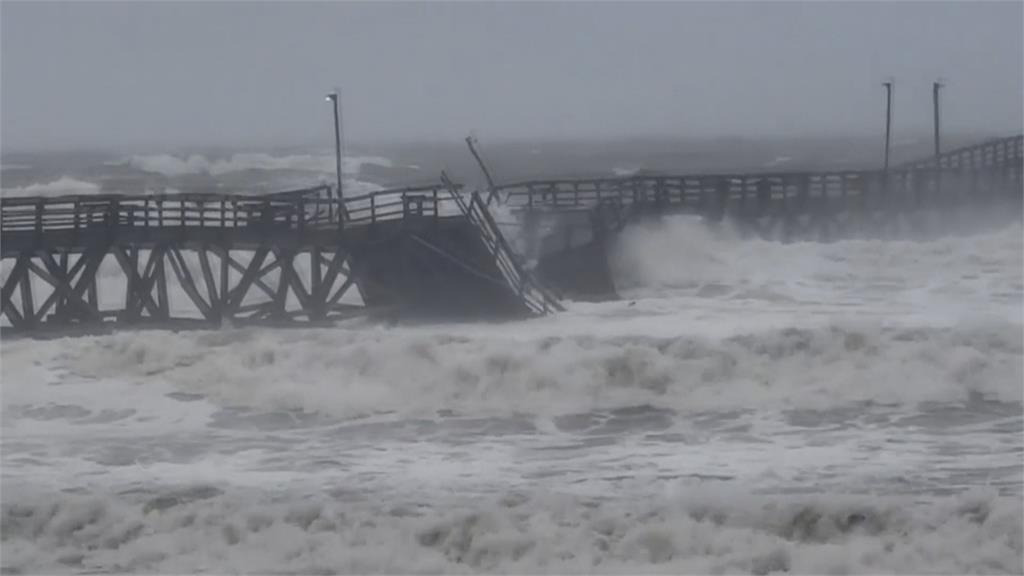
<box><xmin>109</xmin><ymin>199</ymin><xmax>119</xmax><ymax>230</ymax></box>
<box><xmin>370</xmin><ymin>194</ymin><xmax>376</xmax><ymax>224</ymax></box>
<box><xmin>34</xmin><ymin>200</ymin><xmax>43</xmax><ymax>244</ymax></box>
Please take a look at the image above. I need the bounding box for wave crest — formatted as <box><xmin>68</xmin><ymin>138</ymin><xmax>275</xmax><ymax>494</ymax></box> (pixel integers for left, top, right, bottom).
<box><xmin>52</xmin><ymin>321</ymin><xmax>1023</xmax><ymax>419</ymax></box>
<box><xmin>2</xmin><ymin>485</ymin><xmax>1019</xmax><ymax>574</ymax></box>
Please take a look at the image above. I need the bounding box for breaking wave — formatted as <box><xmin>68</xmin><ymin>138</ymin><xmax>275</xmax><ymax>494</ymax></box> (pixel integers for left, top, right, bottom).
<box><xmin>0</xmin><ymin>176</ymin><xmax>101</xmax><ymax>197</ymax></box>
<box><xmin>608</xmin><ymin>215</ymin><xmax>1023</xmax><ymax>308</ymax></box>
<box><xmin>50</xmin><ymin>320</ymin><xmax>1022</xmax><ymax>419</ymax></box>
<box><xmin>2</xmin><ymin>485</ymin><xmax>1019</xmax><ymax>574</ymax></box>
<box><xmin>124</xmin><ymin>153</ymin><xmax>392</xmax><ymax>178</ymax></box>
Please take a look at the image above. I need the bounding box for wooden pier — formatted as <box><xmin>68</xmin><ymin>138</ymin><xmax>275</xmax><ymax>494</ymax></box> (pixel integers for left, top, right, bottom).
<box><xmin>487</xmin><ymin>135</ymin><xmax>1023</xmax><ymax>299</ymax></box>
<box><xmin>2</xmin><ymin>134</ymin><xmax>1020</xmax><ymax>331</ymax></box>
<box><xmin>1</xmin><ymin>182</ymin><xmax>560</xmax><ymax>333</ymax></box>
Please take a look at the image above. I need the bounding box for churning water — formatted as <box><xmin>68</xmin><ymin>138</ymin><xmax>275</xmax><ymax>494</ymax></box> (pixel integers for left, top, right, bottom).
<box><xmin>1</xmin><ymin>151</ymin><xmax>1022</xmax><ymax>574</ymax></box>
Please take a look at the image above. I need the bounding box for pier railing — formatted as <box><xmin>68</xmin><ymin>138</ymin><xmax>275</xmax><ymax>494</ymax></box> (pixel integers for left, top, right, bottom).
<box><xmin>342</xmin><ymin>183</ymin><xmax>465</xmax><ymax>225</ymax></box>
<box><xmin>897</xmin><ymin>134</ymin><xmax>1023</xmax><ymax>170</ymax></box>
<box><xmin>0</xmin><ymin>183</ymin><xmax>476</xmax><ymax>242</ymax></box>
<box><xmin>488</xmin><ymin>134</ymin><xmax>1023</xmax><ymax>214</ymax></box>
<box><xmin>491</xmin><ymin>165</ymin><xmax>1019</xmax><ymax>215</ymax></box>
<box><xmin>0</xmin><ymin>188</ymin><xmax>333</xmax><ymax>238</ymax></box>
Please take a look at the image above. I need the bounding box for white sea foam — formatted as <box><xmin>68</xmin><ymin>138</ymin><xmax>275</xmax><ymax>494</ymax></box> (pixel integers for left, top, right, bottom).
<box><xmin>609</xmin><ymin>215</ymin><xmax>1022</xmax><ymax>321</ymax></box>
<box><xmin>613</xmin><ymin>166</ymin><xmax>641</xmax><ymax>176</ymax></box>
<box><xmin>764</xmin><ymin>155</ymin><xmax>792</xmax><ymax>167</ymax></box>
<box><xmin>37</xmin><ymin>319</ymin><xmax>1020</xmax><ymax>420</ymax></box>
<box><xmin>2</xmin><ymin>201</ymin><xmax>1021</xmax><ymax>574</ymax></box>
<box><xmin>124</xmin><ymin>152</ymin><xmax>392</xmax><ymax>177</ymax></box>
<box><xmin>0</xmin><ymin>176</ymin><xmax>102</xmax><ymax>197</ymax></box>
<box><xmin>1</xmin><ymin>484</ymin><xmax>1019</xmax><ymax>574</ymax></box>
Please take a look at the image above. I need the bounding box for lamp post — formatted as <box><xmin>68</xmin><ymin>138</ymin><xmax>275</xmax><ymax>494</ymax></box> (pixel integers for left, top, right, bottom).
<box><xmin>325</xmin><ymin>91</ymin><xmax>343</xmax><ymax>200</ymax></box>
<box><xmin>883</xmin><ymin>80</ymin><xmax>894</xmax><ymax>172</ymax></box>
<box><xmin>933</xmin><ymin>81</ymin><xmax>943</xmax><ymax>158</ymax></box>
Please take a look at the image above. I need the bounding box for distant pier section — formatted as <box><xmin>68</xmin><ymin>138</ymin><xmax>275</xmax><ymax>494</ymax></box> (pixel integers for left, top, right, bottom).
<box><xmin>489</xmin><ymin>135</ymin><xmax>1022</xmax><ymax>299</ymax></box>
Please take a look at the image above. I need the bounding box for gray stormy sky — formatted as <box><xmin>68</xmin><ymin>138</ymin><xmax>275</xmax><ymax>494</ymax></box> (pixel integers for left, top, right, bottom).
<box><xmin>2</xmin><ymin>1</ymin><xmax>1022</xmax><ymax>152</ymax></box>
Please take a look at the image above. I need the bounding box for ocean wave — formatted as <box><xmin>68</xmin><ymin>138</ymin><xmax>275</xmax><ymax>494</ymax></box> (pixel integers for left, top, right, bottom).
<box><xmin>2</xmin><ymin>485</ymin><xmax>1019</xmax><ymax>574</ymax></box>
<box><xmin>48</xmin><ymin>321</ymin><xmax>1022</xmax><ymax>419</ymax></box>
<box><xmin>0</xmin><ymin>176</ymin><xmax>101</xmax><ymax>197</ymax></box>
<box><xmin>609</xmin><ymin>215</ymin><xmax>1023</xmax><ymax>304</ymax></box>
<box><xmin>123</xmin><ymin>153</ymin><xmax>392</xmax><ymax>178</ymax></box>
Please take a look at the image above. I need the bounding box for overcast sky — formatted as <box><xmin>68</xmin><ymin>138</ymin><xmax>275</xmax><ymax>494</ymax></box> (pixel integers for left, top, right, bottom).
<box><xmin>2</xmin><ymin>1</ymin><xmax>1022</xmax><ymax>152</ymax></box>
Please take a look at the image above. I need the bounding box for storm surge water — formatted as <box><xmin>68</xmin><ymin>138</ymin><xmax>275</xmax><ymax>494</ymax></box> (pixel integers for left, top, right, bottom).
<box><xmin>2</xmin><ymin>214</ymin><xmax>1022</xmax><ymax>573</ymax></box>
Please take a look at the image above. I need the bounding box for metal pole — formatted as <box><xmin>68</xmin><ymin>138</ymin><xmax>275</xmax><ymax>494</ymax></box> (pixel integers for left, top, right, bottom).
<box><xmin>465</xmin><ymin>136</ymin><xmax>497</xmax><ymax>204</ymax></box>
<box><xmin>933</xmin><ymin>81</ymin><xmax>942</xmax><ymax>158</ymax></box>
<box><xmin>326</xmin><ymin>92</ymin><xmax>343</xmax><ymax>200</ymax></box>
<box><xmin>883</xmin><ymin>81</ymin><xmax>893</xmax><ymax>171</ymax></box>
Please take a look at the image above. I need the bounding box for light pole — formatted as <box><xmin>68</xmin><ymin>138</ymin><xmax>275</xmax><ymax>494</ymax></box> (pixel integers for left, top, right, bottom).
<box><xmin>465</xmin><ymin>135</ymin><xmax>497</xmax><ymax>203</ymax></box>
<box><xmin>325</xmin><ymin>91</ymin><xmax>343</xmax><ymax>200</ymax></box>
<box><xmin>933</xmin><ymin>81</ymin><xmax>943</xmax><ymax>158</ymax></box>
<box><xmin>883</xmin><ymin>80</ymin><xmax>894</xmax><ymax>172</ymax></box>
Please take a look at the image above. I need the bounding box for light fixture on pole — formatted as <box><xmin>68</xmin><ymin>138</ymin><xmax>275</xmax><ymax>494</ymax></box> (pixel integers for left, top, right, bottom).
<box><xmin>325</xmin><ymin>91</ymin><xmax>343</xmax><ymax>199</ymax></box>
<box><xmin>883</xmin><ymin>79</ymin><xmax>894</xmax><ymax>172</ymax></box>
<box><xmin>933</xmin><ymin>80</ymin><xmax>944</xmax><ymax>158</ymax></box>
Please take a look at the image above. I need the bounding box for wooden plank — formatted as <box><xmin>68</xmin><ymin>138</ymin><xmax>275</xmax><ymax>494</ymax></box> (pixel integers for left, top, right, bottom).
<box><xmin>219</xmin><ymin>247</ymin><xmax>229</xmax><ymax>309</ymax></box>
<box><xmin>37</xmin><ymin>250</ymin><xmax>100</xmax><ymax>321</ymax></box>
<box><xmin>2</xmin><ymin>287</ymin><xmax>25</xmax><ymax>328</ymax></box>
<box><xmin>211</xmin><ymin>246</ymin><xmax>277</xmax><ymax>301</ymax></box>
<box><xmin>310</xmin><ymin>247</ymin><xmax>322</xmax><ymax>306</ymax></box>
<box><xmin>18</xmin><ymin>256</ymin><xmax>35</xmax><ymax>327</ymax></box>
<box><xmin>276</xmin><ymin>249</ymin><xmax>311</xmax><ymax>311</ymax></box>
<box><xmin>56</xmin><ymin>252</ymin><xmax>69</xmax><ymax>317</ymax></box>
<box><xmin>79</xmin><ymin>250</ymin><xmax>104</xmax><ymax>313</ymax></box>
<box><xmin>122</xmin><ymin>246</ymin><xmax>139</xmax><ymax>313</ymax></box>
<box><xmin>2</xmin><ymin>255</ymin><xmax>30</xmax><ymax>310</ymax></box>
<box><xmin>198</xmin><ymin>247</ymin><xmax>219</xmax><ymax>311</ymax></box>
<box><xmin>111</xmin><ymin>245</ymin><xmax>162</xmax><ymax>319</ymax></box>
<box><xmin>270</xmin><ymin>251</ymin><xmax>289</xmax><ymax>318</ymax></box>
<box><xmin>315</xmin><ymin>249</ymin><xmax>347</xmax><ymax>303</ymax></box>
<box><xmin>26</xmin><ymin>259</ymin><xmax>65</xmax><ymax>323</ymax></box>
<box><xmin>1</xmin><ymin>255</ymin><xmax>30</xmax><ymax>328</ymax></box>
<box><xmin>225</xmin><ymin>246</ymin><xmax>270</xmax><ymax>313</ymax></box>
<box><xmin>155</xmin><ymin>249</ymin><xmax>169</xmax><ymax>319</ymax></box>
<box><xmin>166</xmin><ymin>248</ymin><xmax>213</xmax><ymax>320</ymax></box>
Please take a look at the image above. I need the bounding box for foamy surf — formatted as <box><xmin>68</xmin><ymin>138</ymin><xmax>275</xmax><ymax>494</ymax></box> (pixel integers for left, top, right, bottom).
<box><xmin>2</xmin><ymin>210</ymin><xmax>1021</xmax><ymax>574</ymax></box>
<box><xmin>2</xmin><ymin>485</ymin><xmax>1020</xmax><ymax>574</ymax></box>
<box><xmin>122</xmin><ymin>152</ymin><xmax>393</xmax><ymax>178</ymax></box>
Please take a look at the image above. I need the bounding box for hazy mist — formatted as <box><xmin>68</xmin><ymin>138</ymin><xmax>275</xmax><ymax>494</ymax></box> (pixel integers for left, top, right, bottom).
<box><xmin>2</xmin><ymin>1</ymin><xmax>1022</xmax><ymax>152</ymax></box>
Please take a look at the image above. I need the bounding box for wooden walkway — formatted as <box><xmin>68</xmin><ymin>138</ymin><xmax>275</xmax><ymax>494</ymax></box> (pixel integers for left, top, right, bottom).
<box><xmin>489</xmin><ymin>135</ymin><xmax>1022</xmax><ymax>238</ymax></box>
<box><xmin>1</xmin><ymin>182</ymin><xmax>559</xmax><ymax>332</ymax></box>
<box><xmin>486</xmin><ymin>135</ymin><xmax>1023</xmax><ymax>298</ymax></box>
<box><xmin>2</xmin><ymin>134</ymin><xmax>1020</xmax><ymax>331</ymax></box>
